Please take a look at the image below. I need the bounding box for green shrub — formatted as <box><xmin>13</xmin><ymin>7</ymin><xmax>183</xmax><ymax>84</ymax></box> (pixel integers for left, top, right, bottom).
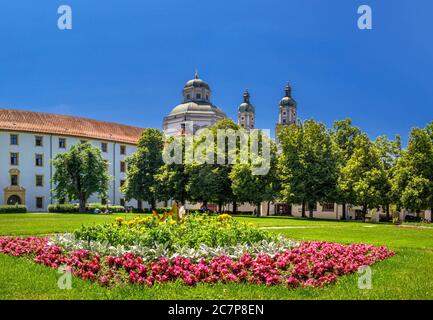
<box><xmin>0</xmin><ymin>205</ymin><xmax>27</xmax><ymax>214</ymax></box>
<box><xmin>73</xmin><ymin>213</ymin><xmax>275</xmax><ymax>250</ymax></box>
<box><xmin>48</xmin><ymin>204</ymin><xmax>79</xmax><ymax>213</ymax></box>
<box><xmin>109</xmin><ymin>205</ymin><xmax>125</xmax><ymax>213</ymax></box>
<box><xmin>48</xmin><ymin>203</ymin><xmax>126</xmax><ymax>213</ymax></box>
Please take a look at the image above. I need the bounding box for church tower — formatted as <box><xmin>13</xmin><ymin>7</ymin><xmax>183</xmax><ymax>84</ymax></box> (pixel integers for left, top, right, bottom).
<box><xmin>237</xmin><ymin>89</ymin><xmax>255</xmax><ymax>130</ymax></box>
<box><xmin>278</xmin><ymin>83</ymin><xmax>297</xmax><ymax>125</ymax></box>
<box><xmin>276</xmin><ymin>83</ymin><xmax>297</xmax><ymax>141</ymax></box>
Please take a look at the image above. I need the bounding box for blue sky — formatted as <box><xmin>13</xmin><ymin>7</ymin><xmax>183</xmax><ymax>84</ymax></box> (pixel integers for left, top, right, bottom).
<box><xmin>0</xmin><ymin>0</ymin><xmax>432</xmax><ymax>143</ymax></box>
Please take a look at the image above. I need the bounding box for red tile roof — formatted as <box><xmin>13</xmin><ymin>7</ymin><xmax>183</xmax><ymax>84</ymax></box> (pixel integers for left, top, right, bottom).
<box><xmin>0</xmin><ymin>109</ymin><xmax>143</xmax><ymax>144</ymax></box>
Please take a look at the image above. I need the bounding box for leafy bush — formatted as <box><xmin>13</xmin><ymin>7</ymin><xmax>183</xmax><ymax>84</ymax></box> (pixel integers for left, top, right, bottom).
<box><xmin>0</xmin><ymin>205</ymin><xmax>27</xmax><ymax>214</ymax></box>
<box><xmin>48</xmin><ymin>203</ymin><xmax>126</xmax><ymax>214</ymax></box>
<box><xmin>48</xmin><ymin>204</ymin><xmax>79</xmax><ymax>213</ymax></box>
<box><xmin>108</xmin><ymin>206</ymin><xmax>125</xmax><ymax>213</ymax></box>
<box><xmin>73</xmin><ymin>213</ymin><xmax>275</xmax><ymax>250</ymax></box>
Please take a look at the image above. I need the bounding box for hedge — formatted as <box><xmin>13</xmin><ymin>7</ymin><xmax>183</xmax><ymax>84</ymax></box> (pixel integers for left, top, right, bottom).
<box><xmin>48</xmin><ymin>203</ymin><xmax>126</xmax><ymax>214</ymax></box>
<box><xmin>48</xmin><ymin>204</ymin><xmax>79</xmax><ymax>213</ymax></box>
<box><xmin>0</xmin><ymin>205</ymin><xmax>27</xmax><ymax>214</ymax></box>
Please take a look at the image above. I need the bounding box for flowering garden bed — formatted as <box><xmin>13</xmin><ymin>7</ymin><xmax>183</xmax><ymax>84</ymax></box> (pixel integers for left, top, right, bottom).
<box><xmin>0</xmin><ymin>214</ymin><xmax>395</xmax><ymax>289</ymax></box>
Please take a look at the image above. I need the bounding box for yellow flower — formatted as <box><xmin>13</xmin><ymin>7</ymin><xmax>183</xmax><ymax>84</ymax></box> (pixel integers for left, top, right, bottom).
<box><xmin>115</xmin><ymin>217</ymin><xmax>124</xmax><ymax>226</ymax></box>
<box><xmin>217</xmin><ymin>214</ymin><xmax>233</xmax><ymax>223</ymax></box>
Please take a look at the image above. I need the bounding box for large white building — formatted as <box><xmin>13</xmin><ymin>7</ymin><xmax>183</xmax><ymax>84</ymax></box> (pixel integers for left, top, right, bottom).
<box><xmin>0</xmin><ymin>109</ymin><xmax>142</xmax><ymax>211</ymax></box>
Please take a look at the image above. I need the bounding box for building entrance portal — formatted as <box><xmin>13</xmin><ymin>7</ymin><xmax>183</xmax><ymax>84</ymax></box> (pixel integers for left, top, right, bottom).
<box><xmin>7</xmin><ymin>195</ymin><xmax>22</xmax><ymax>205</ymax></box>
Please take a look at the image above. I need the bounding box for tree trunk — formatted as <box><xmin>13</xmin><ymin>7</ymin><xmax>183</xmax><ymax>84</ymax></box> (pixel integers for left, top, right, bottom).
<box><xmin>308</xmin><ymin>203</ymin><xmax>314</xmax><ymax>219</ymax></box>
<box><xmin>267</xmin><ymin>201</ymin><xmax>270</xmax><ymax>216</ymax></box>
<box><xmin>386</xmin><ymin>204</ymin><xmax>390</xmax><ymax>221</ymax></box>
<box><xmin>138</xmin><ymin>200</ymin><xmax>143</xmax><ymax>211</ymax></box>
<box><xmin>150</xmin><ymin>198</ymin><xmax>156</xmax><ymax>211</ymax></box>
<box><xmin>301</xmin><ymin>201</ymin><xmax>306</xmax><ymax>218</ymax></box>
<box><xmin>79</xmin><ymin>193</ymin><xmax>86</xmax><ymax>213</ymax></box>
<box><xmin>218</xmin><ymin>202</ymin><xmax>223</xmax><ymax>214</ymax></box>
<box><xmin>232</xmin><ymin>201</ymin><xmax>237</xmax><ymax>215</ymax></box>
<box><xmin>342</xmin><ymin>203</ymin><xmax>347</xmax><ymax>220</ymax></box>
<box><xmin>362</xmin><ymin>204</ymin><xmax>368</xmax><ymax>222</ymax></box>
<box><xmin>256</xmin><ymin>203</ymin><xmax>261</xmax><ymax>217</ymax></box>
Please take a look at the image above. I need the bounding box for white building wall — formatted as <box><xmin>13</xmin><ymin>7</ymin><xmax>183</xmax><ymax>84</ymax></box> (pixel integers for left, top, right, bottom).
<box><xmin>0</xmin><ymin>130</ymin><xmax>137</xmax><ymax>212</ymax></box>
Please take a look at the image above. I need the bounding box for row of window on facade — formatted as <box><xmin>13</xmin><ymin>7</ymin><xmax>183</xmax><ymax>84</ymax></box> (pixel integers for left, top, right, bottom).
<box><xmin>9</xmin><ymin>152</ymin><xmax>128</xmax><ymax>174</ymax></box>
<box><xmin>8</xmin><ymin>196</ymin><xmax>129</xmax><ymax>210</ymax></box>
<box><xmin>8</xmin><ymin>153</ymin><xmax>44</xmax><ymax>166</ymax></box>
<box><xmin>10</xmin><ymin>172</ymin><xmax>126</xmax><ymax>189</ymax></box>
<box><xmin>8</xmin><ymin>134</ymin><xmax>128</xmax><ymax>154</ymax></box>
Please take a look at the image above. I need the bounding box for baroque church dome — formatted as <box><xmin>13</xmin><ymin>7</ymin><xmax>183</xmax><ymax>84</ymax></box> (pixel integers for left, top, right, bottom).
<box><xmin>163</xmin><ymin>72</ymin><xmax>226</xmax><ymax>134</ymax></box>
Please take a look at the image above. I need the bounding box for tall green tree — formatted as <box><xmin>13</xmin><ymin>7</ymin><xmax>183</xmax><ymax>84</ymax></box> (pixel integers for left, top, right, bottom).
<box><xmin>392</xmin><ymin>126</ymin><xmax>433</xmax><ymax>215</ymax></box>
<box><xmin>209</xmin><ymin>118</ymin><xmax>240</xmax><ymax>212</ymax></box>
<box><xmin>155</xmin><ymin>163</ymin><xmax>189</xmax><ymax>205</ymax></box>
<box><xmin>52</xmin><ymin>142</ymin><xmax>110</xmax><ymax>213</ymax></box>
<box><xmin>185</xmin><ymin>164</ymin><xmax>219</xmax><ymax>207</ymax></box>
<box><xmin>331</xmin><ymin>119</ymin><xmax>361</xmax><ymax>219</ymax></box>
<box><xmin>279</xmin><ymin>120</ymin><xmax>338</xmax><ymax>218</ymax></box>
<box><xmin>375</xmin><ymin>135</ymin><xmax>401</xmax><ymax>219</ymax></box>
<box><xmin>184</xmin><ymin>118</ymin><xmax>240</xmax><ymax>212</ymax></box>
<box><xmin>339</xmin><ymin>134</ymin><xmax>388</xmax><ymax>221</ymax></box>
<box><xmin>229</xmin><ymin>136</ymin><xmax>279</xmax><ymax>215</ymax></box>
<box><xmin>121</xmin><ymin>128</ymin><xmax>164</xmax><ymax>210</ymax></box>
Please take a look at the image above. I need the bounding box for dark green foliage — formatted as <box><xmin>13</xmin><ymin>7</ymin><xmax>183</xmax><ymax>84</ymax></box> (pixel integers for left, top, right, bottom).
<box><xmin>0</xmin><ymin>205</ymin><xmax>27</xmax><ymax>214</ymax></box>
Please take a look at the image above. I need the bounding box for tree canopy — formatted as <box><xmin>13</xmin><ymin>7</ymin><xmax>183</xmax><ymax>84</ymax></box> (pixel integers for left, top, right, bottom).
<box><xmin>52</xmin><ymin>142</ymin><xmax>110</xmax><ymax>213</ymax></box>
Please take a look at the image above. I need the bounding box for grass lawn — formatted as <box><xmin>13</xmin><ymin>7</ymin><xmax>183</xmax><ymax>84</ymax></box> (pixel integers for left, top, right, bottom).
<box><xmin>0</xmin><ymin>213</ymin><xmax>432</xmax><ymax>300</ymax></box>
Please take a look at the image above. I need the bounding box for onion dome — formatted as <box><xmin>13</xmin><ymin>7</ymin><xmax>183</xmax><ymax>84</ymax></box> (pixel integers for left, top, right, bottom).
<box><xmin>238</xmin><ymin>89</ymin><xmax>255</xmax><ymax>113</ymax></box>
<box><xmin>280</xmin><ymin>83</ymin><xmax>297</xmax><ymax>108</ymax></box>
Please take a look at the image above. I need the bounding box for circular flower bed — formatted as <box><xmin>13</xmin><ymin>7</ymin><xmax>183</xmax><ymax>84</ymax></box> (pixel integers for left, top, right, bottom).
<box><xmin>0</xmin><ymin>236</ymin><xmax>395</xmax><ymax>288</ymax></box>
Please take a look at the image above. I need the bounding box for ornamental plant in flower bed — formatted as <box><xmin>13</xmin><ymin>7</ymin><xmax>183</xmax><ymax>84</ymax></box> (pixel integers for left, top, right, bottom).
<box><xmin>72</xmin><ymin>213</ymin><xmax>275</xmax><ymax>250</ymax></box>
<box><xmin>0</xmin><ymin>236</ymin><xmax>395</xmax><ymax>288</ymax></box>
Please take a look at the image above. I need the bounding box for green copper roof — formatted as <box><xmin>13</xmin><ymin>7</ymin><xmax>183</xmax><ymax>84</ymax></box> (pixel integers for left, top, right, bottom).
<box><xmin>238</xmin><ymin>89</ymin><xmax>255</xmax><ymax>113</ymax></box>
<box><xmin>238</xmin><ymin>102</ymin><xmax>255</xmax><ymax>113</ymax></box>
